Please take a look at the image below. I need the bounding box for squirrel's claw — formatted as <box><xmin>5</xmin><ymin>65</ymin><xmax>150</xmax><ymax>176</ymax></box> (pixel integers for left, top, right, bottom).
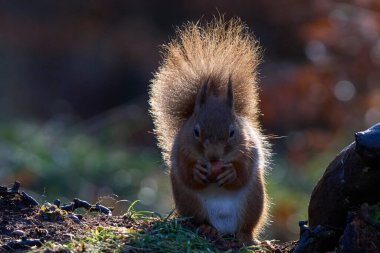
<box><xmin>194</xmin><ymin>164</ymin><xmax>209</xmax><ymax>184</ymax></box>
<box><xmin>216</xmin><ymin>163</ymin><xmax>237</xmax><ymax>187</ymax></box>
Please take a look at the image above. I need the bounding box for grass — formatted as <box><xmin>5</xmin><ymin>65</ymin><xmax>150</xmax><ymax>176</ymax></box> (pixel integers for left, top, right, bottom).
<box><xmin>68</xmin><ymin>226</ymin><xmax>130</xmax><ymax>252</ymax></box>
<box><xmin>40</xmin><ymin>221</ymin><xmax>217</xmax><ymax>253</ymax></box>
<box><xmin>126</xmin><ymin>218</ymin><xmax>217</xmax><ymax>252</ymax></box>
<box><xmin>25</xmin><ymin>200</ymin><xmax>273</xmax><ymax>253</ymax></box>
<box><xmin>27</xmin><ymin>200</ymin><xmax>220</xmax><ymax>252</ymax></box>
<box><xmin>121</xmin><ymin>200</ymin><xmax>219</xmax><ymax>252</ymax></box>
<box><xmin>40</xmin><ymin>226</ymin><xmax>131</xmax><ymax>252</ymax></box>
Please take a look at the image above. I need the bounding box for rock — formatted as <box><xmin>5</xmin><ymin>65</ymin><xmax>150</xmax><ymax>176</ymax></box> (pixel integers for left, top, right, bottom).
<box><xmin>308</xmin><ymin>123</ymin><xmax>380</xmax><ymax>250</ymax></box>
<box><xmin>11</xmin><ymin>230</ymin><xmax>25</xmax><ymax>237</ymax></box>
<box><xmin>338</xmin><ymin>203</ymin><xmax>380</xmax><ymax>253</ymax></box>
<box><xmin>355</xmin><ymin>123</ymin><xmax>380</xmax><ymax>166</ymax></box>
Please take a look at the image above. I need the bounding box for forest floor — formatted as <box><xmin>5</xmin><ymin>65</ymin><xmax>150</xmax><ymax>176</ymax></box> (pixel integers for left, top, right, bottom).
<box><xmin>0</xmin><ymin>182</ymin><xmax>297</xmax><ymax>253</ymax></box>
<box><xmin>2</xmin><ymin>181</ymin><xmax>380</xmax><ymax>253</ymax></box>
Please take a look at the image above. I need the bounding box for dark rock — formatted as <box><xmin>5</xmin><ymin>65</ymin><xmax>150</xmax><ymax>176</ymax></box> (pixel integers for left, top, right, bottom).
<box><xmin>10</xmin><ymin>181</ymin><xmax>20</xmax><ymax>193</ymax></box>
<box><xmin>355</xmin><ymin>123</ymin><xmax>380</xmax><ymax>166</ymax></box>
<box><xmin>2</xmin><ymin>238</ymin><xmax>43</xmax><ymax>250</ymax></box>
<box><xmin>338</xmin><ymin>203</ymin><xmax>380</xmax><ymax>253</ymax></box>
<box><xmin>11</xmin><ymin>230</ymin><xmax>25</xmax><ymax>237</ymax></box>
<box><xmin>53</xmin><ymin>199</ymin><xmax>61</xmax><ymax>207</ymax></box>
<box><xmin>308</xmin><ymin>123</ymin><xmax>380</xmax><ymax>251</ymax></box>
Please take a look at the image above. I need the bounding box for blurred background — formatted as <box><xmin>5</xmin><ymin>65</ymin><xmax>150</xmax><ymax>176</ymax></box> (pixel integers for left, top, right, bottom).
<box><xmin>0</xmin><ymin>0</ymin><xmax>379</xmax><ymax>241</ymax></box>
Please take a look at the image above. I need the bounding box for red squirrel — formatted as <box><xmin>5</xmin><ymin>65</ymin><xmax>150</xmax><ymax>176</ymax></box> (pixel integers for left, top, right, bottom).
<box><xmin>149</xmin><ymin>18</ymin><xmax>269</xmax><ymax>244</ymax></box>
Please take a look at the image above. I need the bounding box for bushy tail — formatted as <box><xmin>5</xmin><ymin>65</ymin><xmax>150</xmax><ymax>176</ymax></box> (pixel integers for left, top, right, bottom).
<box><xmin>150</xmin><ymin>17</ymin><xmax>262</xmax><ymax>163</ymax></box>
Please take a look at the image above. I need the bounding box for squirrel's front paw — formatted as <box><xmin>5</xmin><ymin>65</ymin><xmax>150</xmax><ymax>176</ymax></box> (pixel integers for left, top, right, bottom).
<box><xmin>216</xmin><ymin>163</ymin><xmax>237</xmax><ymax>187</ymax></box>
<box><xmin>193</xmin><ymin>163</ymin><xmax>209</xmax><ymax>185</ymax></box>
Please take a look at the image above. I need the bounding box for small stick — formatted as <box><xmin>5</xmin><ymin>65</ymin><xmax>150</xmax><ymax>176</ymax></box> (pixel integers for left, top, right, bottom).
<box><xmin>21</xmin><ymin>191</ymin><xmax>39</xmax><ymax>206</ymax></box>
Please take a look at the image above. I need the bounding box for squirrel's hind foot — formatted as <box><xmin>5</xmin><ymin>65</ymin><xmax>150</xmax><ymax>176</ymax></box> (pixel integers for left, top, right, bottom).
<box><xmin>197</xmin><ymin>224</ymin><xmax>219</xmax><ymax>239</ymax></box>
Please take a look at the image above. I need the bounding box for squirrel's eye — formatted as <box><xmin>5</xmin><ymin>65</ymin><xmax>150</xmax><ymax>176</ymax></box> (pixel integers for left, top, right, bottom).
<box><xmin>229</xmin><ymin>125</ymin><xmax>235</xmax><ymax>138</ymax></box>
<box><xmin>194</xmin><ymin>124</ymin><xmax>201</xmax><ymax>138</ymax></box>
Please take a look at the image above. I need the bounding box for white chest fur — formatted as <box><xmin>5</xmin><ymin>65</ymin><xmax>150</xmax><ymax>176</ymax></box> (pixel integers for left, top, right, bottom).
<box><xmin>198</xmin><ymin>185</ymin><xmax>247</xmax><ymax>234</ymax></box>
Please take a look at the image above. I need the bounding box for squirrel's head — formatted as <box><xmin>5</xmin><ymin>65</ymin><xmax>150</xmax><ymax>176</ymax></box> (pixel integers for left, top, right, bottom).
<box><xmin>184</xmin><ymin>78</ymin><xmax>244</xmax><ymax>163</ymax></box>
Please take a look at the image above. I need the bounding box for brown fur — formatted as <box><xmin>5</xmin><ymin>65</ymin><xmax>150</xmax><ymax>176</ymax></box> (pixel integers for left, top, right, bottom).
<box><xmin>149</xmin><ymin>17</ymin><xmax>269</xmax><ymax>243</ymax></box>
<box><xmin>150</xmin><ymin>17</ymin><xmax>262</xmax><ymax>164</ymax></box>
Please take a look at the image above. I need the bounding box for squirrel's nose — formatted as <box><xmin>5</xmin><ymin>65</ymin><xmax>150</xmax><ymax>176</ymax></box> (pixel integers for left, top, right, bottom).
<box><xmin>208</xmin><ymin>155</ymin><xmax>222</xmax><ymax>162</ymax></box>
<box><xmin>205</xmin><ymin>144</ymin><xmax>224</xmax><ymax>161</ymax></box>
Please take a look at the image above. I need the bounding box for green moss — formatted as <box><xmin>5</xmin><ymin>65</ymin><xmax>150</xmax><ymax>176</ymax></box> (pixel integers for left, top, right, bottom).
<box><xmin>371</xmin><ymin>203</ymin><xmax>380</xmax><ymax>222</ymax></box>
<box><xmin>38</xmin><ymin>203</ymin><xmax>67</xmax><ymax>222</ymax></box>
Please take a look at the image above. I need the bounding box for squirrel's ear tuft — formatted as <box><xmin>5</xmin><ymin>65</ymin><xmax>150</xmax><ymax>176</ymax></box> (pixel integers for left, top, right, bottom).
<box><xmin>195</xmin><ymin>78</ymin><xmax>209</xmax><ymax>111</ymax></box>
<box><xmin>227</xmin><ymin>77</ymin><xmax>234</xmax><ymax>108</ymax></box>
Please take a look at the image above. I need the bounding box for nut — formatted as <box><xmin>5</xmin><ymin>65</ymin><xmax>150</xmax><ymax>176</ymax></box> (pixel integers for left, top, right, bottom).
<box><xmin>208</xmin><ymin>161</ymin><xmax>224</xmax><ymax>182</ymax></box>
